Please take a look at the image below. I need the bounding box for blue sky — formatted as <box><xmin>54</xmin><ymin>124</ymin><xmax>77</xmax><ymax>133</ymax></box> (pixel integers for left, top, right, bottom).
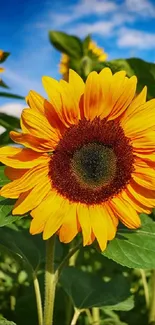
<box><xmin>1</xmin><ymin>0</ymin><xmax>155</xmax><ymax>112</ymax></box>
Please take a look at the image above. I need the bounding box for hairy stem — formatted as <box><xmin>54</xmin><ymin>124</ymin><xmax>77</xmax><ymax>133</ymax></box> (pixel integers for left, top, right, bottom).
<box><xmin>92</xmin><ymin>307</ymin><xmax>100</xmax><ymax>325</ymax></box>
<box><xmin>70</xmin><ymin>308</ymin><xmax>82</xmax><ymax>325</ymax></box>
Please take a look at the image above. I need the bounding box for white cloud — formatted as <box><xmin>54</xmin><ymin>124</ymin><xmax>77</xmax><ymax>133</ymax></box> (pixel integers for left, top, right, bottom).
<box><xmin>117</xmin><ymin>28</ymin><xmax>155</xmax><ymax>49</ymax></box>
<box><xmin>125</xmin><ymin>0</ymin><xmax>155</xmax><ymax>17</ymax></box>
<box><xmin>0</xmin><ymin>103</ymin><xmax>25</xmax><ymax>118</ymax></box>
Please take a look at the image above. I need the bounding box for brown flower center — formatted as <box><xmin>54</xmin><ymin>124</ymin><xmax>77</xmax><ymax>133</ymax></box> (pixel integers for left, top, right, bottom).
<box><xmin>48</xmin><ymin>118</ymin><xmax>134</xmax><ymax>204</ymax></box>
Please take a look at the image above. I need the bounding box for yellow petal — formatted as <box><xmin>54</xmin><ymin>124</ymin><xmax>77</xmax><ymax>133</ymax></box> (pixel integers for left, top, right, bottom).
<box><xmin>89</xmin><ymin>205</ymin><xmax>108</xmax><ymax>251</ymax></box>
<box><xmin>83</xmin><ymin>71</ymin><xmax>102</xmax><ymax>120</ymax></box>
<box><xmin>21</xmin><ymin>108</ymin><xmax>59</xmax><ymax>142</ymax></box>
<box><xmin>108</xmin><ymin>75</ymin><xmax>137</xmax><ymax>120</ymax></box>
<box><xmin>77</xmin><ymin>204</ymin><xmax>91</xmax><ymax>246</ymax></box>
<box><xmin>68</xmin><ymin>69</ymin><xmax>85</xmax><ymax>102</ymax></box>
<box><xmin>121</xmin><ymin>189</ymin><xmax>151</xmax><ymax>214</ymax></box>
<box><xmin>30</xmin><ymin>191</ymin><xmax>58</xmax><ymax>234</ymax></box>
<box><xmin>121</xmin><ymin>86</ymin><xmax>147</xmax><ymax>123</ymax></box>
<box><xmin>127</xmin><ymin>180</ymin><xmax>155</xmax><ymax>208</ymax></box>
<box><xmin>26</xmin><ymin>90</ymin><xmax>65</xmax><ymax>136</ymax></box>
<box><xmin>12</xmin><ymin>176</ymin><xmax>51</xmax><ymax>214</ymax></box>
<box><xmin>121</xmin><ymin>99</ymin><xmax>155</xmax><ymax>137</ymax></box>
<box><xmin>0</xmin><ymin>147</ymin><xmax>48</xmax><ymax>168</ymax></box>
<box><xmin>1</xmin><ymin>163</ymin><xmax>49</xmax><ymax>198</ymax></box>
<box><xmin>59</xmin><ymin>203</ymin><xmax>78</xmax><ymax>243</ymax></box>
<box><xmin>10</xmin><ymin>131</ymin><xmax>56</xmax><ymax>152</ymax></box>
<box><xmin>110</xmin><ymin>196</ymin><xmax>141</xmax><ymax>229</ymax></box>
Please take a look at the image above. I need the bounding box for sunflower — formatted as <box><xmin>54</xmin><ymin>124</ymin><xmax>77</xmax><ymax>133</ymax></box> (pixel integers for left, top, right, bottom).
<box><xmin>59</xmin><ymin>40</ymin><xmax>107</xmax><ymax>80</ymax></box>
<box><xmin>0</xmin><ymin>68</ymin><xmax>155</xmax><ymax>251</ymax></box>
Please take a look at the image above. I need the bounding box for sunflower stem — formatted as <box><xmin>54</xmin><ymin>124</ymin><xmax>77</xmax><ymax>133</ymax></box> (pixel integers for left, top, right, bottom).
<box><xmin>33</xmin><ymin>273</ymin><xmax>43</xmax><ymax>325</ymax></box>
<box><xmin>92</xmin><ymin>307</ymin><xmax>100</xmax><ymax>325</ymax></box>
<box><xmin>43</xmin><ymin>235</ymin><xmax>57</xmax><ymax>325</ymax></box>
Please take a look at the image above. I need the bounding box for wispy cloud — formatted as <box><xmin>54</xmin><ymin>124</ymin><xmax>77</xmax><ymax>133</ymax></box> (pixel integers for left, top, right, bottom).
<box><xmin>117</xmin><ymin>28</ymin><xmax>155</xmax><ymax>49</ymax></box>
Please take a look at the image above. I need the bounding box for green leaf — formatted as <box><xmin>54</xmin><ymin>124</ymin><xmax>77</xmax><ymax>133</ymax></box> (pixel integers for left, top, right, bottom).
<box><xmin>0</xmin><ymin>166</ymin><xmax>10</xmax><ymax>186</ymax></box>
<box><xmin>0</xmin><ymin>79</ymin><xmax>9</xmax><ymax>89</ymax></box>
<box><xmin>0</xmin><ymin>52</ymin><xmax>10</xmax><ymax>63</ymax></box>
<box><xmin>0</xmin><ymin>227</ymin><xmax>41</xmax><ymax>275</ymax></box>
<box><xmin>0</xmin><ymin>320</ymin><xmax>16</xmax><ymax>325</ymax></box>
<box><xmin>0</xmin><ymin>130</ymin><xmax>14</xmax><ymax>145</ymax></box>
<box><xmin>0</xmin><ymin>196</ymin><xmax>23</xmax><ymax>227</ymax></box>
<box><xmin>49</xmin><ymin>31</ymin><xmax>83</xmax><ymax>58</ymax></box>
<box><xmin>103</xmin><ymin>216</ymin><xmax>155</xmax><ymax>269</ymax></box>
<box><xmin>0</xmin><ymin>92</ymin><xmax>24</xmax><ymax>100</ymax></box>
<box><xmin>60</xmin><ymin>266</ymin><xmax>133</xmax><ymax>310</ymax></box>
<box><xmin>83</xmin><ymin>34</ymin><xmax>91</xmax><ymax>54</ymax></box>
<box><xmin>0</xmin><ymin>113</ymin><xmax>20</xmax><ymax>130</ymax></box>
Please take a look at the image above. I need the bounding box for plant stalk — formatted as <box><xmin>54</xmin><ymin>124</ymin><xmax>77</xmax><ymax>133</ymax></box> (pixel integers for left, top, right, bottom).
<box><xmin>33</xmin><ymin>273</ymin><xmax>43</xmax><ymax>325</ymax></box>
<box><xmin>43</xmin><ymin>235</ymin><xmax>57</xmax><ymax>325</ymax></box>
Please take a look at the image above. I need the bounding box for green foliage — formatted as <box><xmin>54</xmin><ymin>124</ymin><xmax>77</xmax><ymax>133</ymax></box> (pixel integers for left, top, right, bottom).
<box><xmin>103</xmin><ymin>215</ymin><xmax>155</xmax><ymax>269</ymax></box>
<box><xmin>0</xmin><ymin>113</ymin><xmax>20</xmax><ymax>130</ymax></box>
<box><xmin>60</xmin><ymin>266</ymin><xmax>134</xmax><ymax>310</ymax></box>
<box><xmin>49</xmin><ymin>31</ymin><xmax>83</xmax><ymax>58</ymax></box>
<box><xmin>0</xmin><ymin>92</ymin><xmax>24</xmax><ymax>99</ymax></box>
<box><xmin>0</xmin><ymin>52</ymin><xmax>10</xmax><ymax>64</ymax></box>
<box><xmin>0</xmin><ymin>320</ymin><xmax>16</xmax><ymax>325</ymax></box>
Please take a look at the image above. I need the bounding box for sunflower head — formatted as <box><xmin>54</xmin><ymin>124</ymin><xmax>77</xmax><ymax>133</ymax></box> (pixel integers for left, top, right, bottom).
<box><xmin>88</xmin><ymin>40</ymin><xmax>108</xmax><ymax>62</ymax></box>
<box><xmin>59</xmin><ymin>39</ymin><xmax>107</xmax><ymax>80</ymax></box>
<box><xmin>0</xmin><ymin>67</ymin><xmax>155</xmax><ymax>251</ymax></box>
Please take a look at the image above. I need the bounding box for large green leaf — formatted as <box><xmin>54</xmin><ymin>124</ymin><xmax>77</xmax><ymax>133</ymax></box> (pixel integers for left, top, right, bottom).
<box><xmin>60</xmin><ymin>266</ymin><xmax>133</xmax><ymax>310</ymax></box>
<box><xmin>0</xmin><ymin>227</ymin><xmax>41</xmax><ymax>275</ymax></box>
<box><xmin>0</xmin><ymin>92</ymin><xmax>24</xmax><ymax>99</ymax></box>
<box><xmin>49</xmin><ymin>31</ymin><xmax>83</xmax><ymax>58</ymax></box>
<box><xmin>103</xmin><ymin>216</ymin><xmax>155</xmax><ymax>269</ymax></box>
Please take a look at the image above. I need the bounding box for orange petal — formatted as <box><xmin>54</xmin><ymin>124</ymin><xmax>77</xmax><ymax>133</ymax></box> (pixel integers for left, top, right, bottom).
<box><xmin>110</xmin><ymin>195</ymin><xmax>141</xmax><ymax>229</ymax></box>
<box><xmin>59</xmin><ymin>203</ymin><xmax>78</xmax><ymax>243</ymax></box>
<box><xmin>121</xmin><ymin>189</ymin><xmax>151</xmax><ymax>214</ymax></box>
<box><xmin>121</xmin><ymin>86</ymin><xmax>147</xmax><ymax>123</ymax></box>
<box><xmin>77</xmin><ymin>204</ymin><xmax>91</xmax><ymax>246</ymax></box>
<box><xmin>121</xmin><ymin>99</ymin><xmax>155</xmax><ymax>137</ymax></box>
<box><xmin>0</xmin><ymin>146</ymin><xmax>48</xmax><ymax>168</ymax></box>
<box><xmin>127</xmin><ymin>180</ymin><xmax>155</xmax><ymax>208</ymax></box>
<box><xmin>1</xmin><ymin>162</ymin><xmax>49</xmax><ymax>198</ymax></box>
<box><xmin>26</xmin><ymin>90</ymin><xmax>65</xmax><ymax>135</ymax></box>
<box><xmin>10</xmin><ymin>131</ymin><xmax>57</xmax><ymax>152</ymax></box>
<box><xmin>108</xmin><ymin>75</ymin><xmax>137</xmax><ymax>120</ymax></box>
<box><xmin>5</xmin><ymin>167</ymin><xmax>28</xmax><ymax>180</ymax></box>
<box><xmin>83</xmin><ymin>71</ymin><xmax>102</xmax><ymax>120</ymax></box>
<box><xmin>42</xmin><ymin>76</ymin><xmax>79</xmax><ymax>127</ymax></box>
<box><xmin>12</xmin><ymin>176</ymin><xmax>51</xmax><ymax>214</ymax></box>
<box><xmin>21</xmin><ymin>108</ymin><xmax>60</xmax><ymax>142</ymax></box>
